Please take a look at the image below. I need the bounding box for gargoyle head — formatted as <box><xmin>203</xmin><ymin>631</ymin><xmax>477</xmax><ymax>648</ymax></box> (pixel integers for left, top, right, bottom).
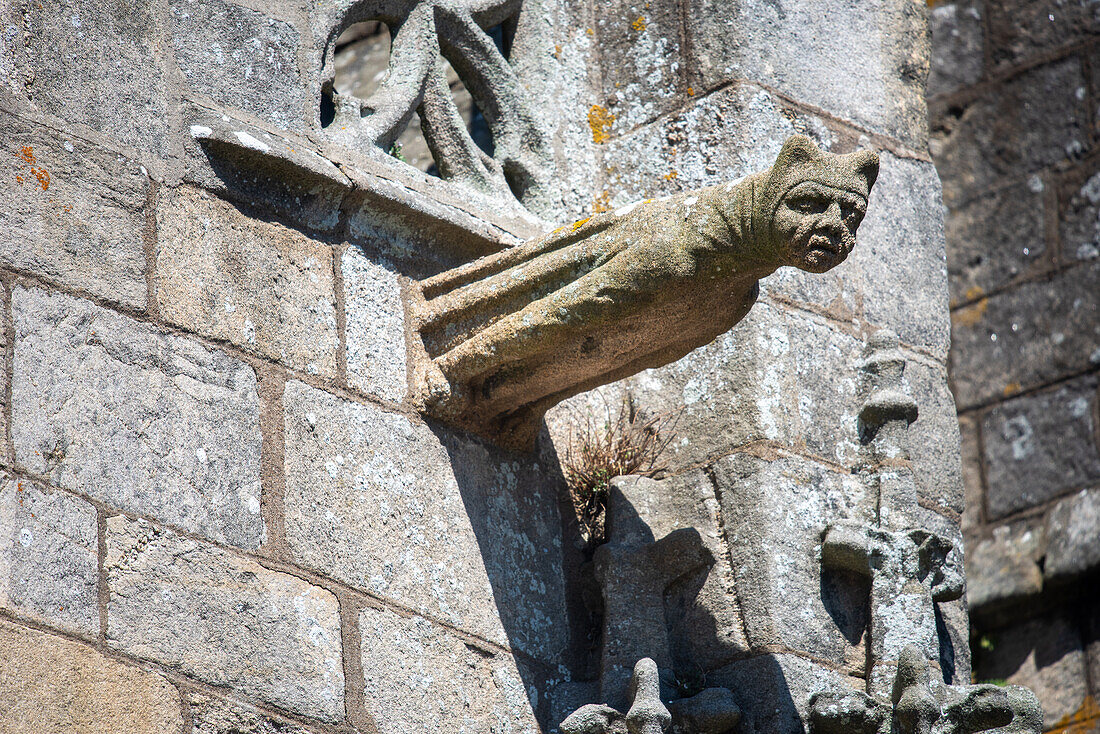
<box><xmin>760</xmin><ymin>135</ymin><xmax>880</xmax><ymax>274</ymax></box>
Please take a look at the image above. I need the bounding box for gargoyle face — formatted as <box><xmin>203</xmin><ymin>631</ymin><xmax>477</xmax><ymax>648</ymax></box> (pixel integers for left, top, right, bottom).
<box><xmin>774</xmin><ymin>181</ymin><xmax>868</xmax><ymax>273</ymax></box>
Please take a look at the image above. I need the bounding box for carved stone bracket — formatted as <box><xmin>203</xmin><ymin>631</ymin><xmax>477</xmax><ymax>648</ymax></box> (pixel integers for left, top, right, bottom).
<box><xmin>410</xmin><ymin>136</ymin><xmax>879</xmax><ymax>448</ymax></box>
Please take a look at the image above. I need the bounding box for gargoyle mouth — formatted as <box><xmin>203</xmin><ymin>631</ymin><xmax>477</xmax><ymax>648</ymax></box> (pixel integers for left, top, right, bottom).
<box><xmin>806</xmin><ymin>233</ymin><xmax>842</xmax><ymax>259</ymax></box>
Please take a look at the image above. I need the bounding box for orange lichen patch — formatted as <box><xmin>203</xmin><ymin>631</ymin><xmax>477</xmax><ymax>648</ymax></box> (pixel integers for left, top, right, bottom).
<box><xmin>965</xmin><ymin>285</ymin><xmax>984</xmax><ymax>302</ymax></box>
<box><xmin>15</xmin><ymin>175</ymin><xmax>23</xmax><ymax>184</ymax></box>
<box><xmin>31</xmin><ymin>166</ymin><xmax>49</xmax><ymax>190</ymax></box>
<box><xmin>571</xmin><ymin>217</ymin><xmax>592</xmax><ymax>230</ymax></box>
<box><xmin>1003</xmin><ymin>382</ymin><xmax>1021</xmax><ymax>397</ymax></box>
<box><xmin>588</xmin><ymin>105</ymin><xmax>615</xmax><ymax>144</ymax></box>
<box><xmin>631</xmin><ymin>15</ymin><xmax>646</xmax><ymax>32</ymax></box>
<box><xmin>586</xmin><ymin>27</ymin><xmax>594</xmax><ymax>36</ymax></box>
<box><xmin>19</xmin><ymin>145</ymin><xmax>35</xmax><ymax>164</ymax></box>
<box><xmin>1049</xmin><ymin>696</ymin><xmax>1099</xmax><ymax>734</ymax></box>
<box><xmin>952</xmin><ymin>297</ymin><xmax>988</xmax><ymax>327</ymax></box>
<box><xmin>592</xmin><ymin>190</ymin><xmax>611</xmax><ymax>213</ymax></box>
<box><xmin>687</xmin><ymin>87</ymin><xmax>695</xmax><ymax>96</ymax></box>
<box><xmin>662</xmin><ymin>170</ymin><xmax>678</xmax><ymax>181</ymax></box>
<box><xmin>554</xmin><ymin>44</ymin><xmax>562</xmax><ymax>58</ymax></box>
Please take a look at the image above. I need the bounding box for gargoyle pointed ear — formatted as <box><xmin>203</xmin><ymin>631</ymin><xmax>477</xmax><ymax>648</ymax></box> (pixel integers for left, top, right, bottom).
<box><xmin>775</xmin><ymin>134</ymin><xmax>823</xmax><ymax>168</ymax></box>
<box><xmin>851</xmin><ymin>149</ymin><xmax>880</xmax><ymax>189</ymax></box>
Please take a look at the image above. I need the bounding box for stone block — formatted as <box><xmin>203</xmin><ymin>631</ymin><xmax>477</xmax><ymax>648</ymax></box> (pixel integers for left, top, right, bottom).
<box><xmin>708</xmin><ymin>653</ymin><xmax>861</xmax><ymax>734</ymax></box>
<box><xmin>189</xmin><ymin>693</ymin><xmax>314</xmax><ymax>734</ymax></box>
<box><xmin>685</xmin><ymin>0</ymin><xmax>929</xmax><ymax>148</ymax></box>
<box><xmin>711</xmin><ymin>453</ymin><xmax>872</xmax><ymax>667</ymax></box>
<box><xmin>604</xmin><ymin>83</ymin><xmax>834</xmax><ymax>205</ymax></box>
<box><xmin>549</xmin><ymin>302</ymin><xmax>866</xmax><ymax>475</ymax></box>
<box><xmin>0</xmin><ymin>619</ymin><xmax>184</xmax><ymax>734</ymax></box>
<box><xmin>853</xmin><ymin>152</ymin><xmax>951</xmax><ymax>359</ymax></box>
<box><xmin>12</xmin><ymin>287</ymin><xmax>264</xmax><ymax>549</ymax></box>
<box><xmin>927</xmin><ymin>0</ymin><xmax>984</xmax><ymax>99</ymax></box>
<box><xmin>1043</xmin><ymin>487</ymin><xmax>1100</xmax><ymax>583</ymax></box>
<box><xmin>958</xmin><ymin>414</ymin><xmax>983</xmax><ymax>532</ymax></box>
<box><xmin>985</xmin><ymin>0</ymin><xmax>1100</xmax><ymax>66</ymax></box>
<box><xmin>965</xmin><ymin>518</ymin><xmax>1044</xmax><ymax>612</ymax></box>
<box><xmin>156</xmin><ymin>186</ymin><xmax>339</xmax><ymax>377</ymax></box>
<box><xmin>106</xmin><ymin>516</ymin><xmax>344</xmax><ymax>722</ymax></box>
<box><xmin>0</xmin><ymin>473</ymin><xmax>98</xmax><ymax>636</ymax></box>
<box><xmin>171</xmin><ymin>0</ymin><xmax>304</xmax><ymax>131</ymax></box>
<box><xmin>951</xmin><ymin>263</ymin><xmax>1100</xmax><ymax>408</ymax></box>
<box><xmin>359</xmin><ymin>605</ymin><xmax>540</xmax><ymax>734</ymax></box>
<box><xmin>982</xmin><ymin>374</ymin><xmax>1100</xmax><ymax>519</ymax></box>
<box><xmin>933</xmin><ymin>57</ymin><xmax>1089</xmax><ymax>207</ymax></box>
<box><xmin>1088</xmin><ymin>606</ymin><xmax>1100</xmax><ymax>700</ymax></box>
<box><xmin>342</xmin><ymin>247</ymin><xmax>408</xmax><ymax>403</ymax></box>
<box><xmin>975</xmin><ymin>614</ymin><xmax>1088</xmax><ymax>730</ymax></box>
<box><xmin>0</xmin><ymin>109</ymin><xmax>147</xmax><ymax>308</ymax></box>
<box><xmin>611</xmin><ymin>473</ymin><xmax>750</xmax><ymax>671</ymax></box>
<box><xmin>1060</xmin><ymin>167</ymin><xmax>1100</xmax><ymax>263</ymax></box>
<box><xmin>595</xmin><ymin>0</ymin><xmax>683</xmax><ymax>134</ymax></box>
<box><xmin>937</xmin><ymin>597</ymin><xmax>972</xmax><ymax>686</ymax></box>
<box><xmin>283</xmin><ymin>380</ymin><xmax>568</xmax><ymax>660</ymax></box>
<box><xmin>903</xmin><ymin>356</ymin><xmax>965</xmax><ymax>516</ymax></box>
<box><xmin>945</xmin><ymin>178</ymin><xmax>1047</xmax><ymax>307</ymax></box>
<box><xmin>14</xmin><ymin>0</ymin><xmax>174</xmax><ymax>157</ymax></box>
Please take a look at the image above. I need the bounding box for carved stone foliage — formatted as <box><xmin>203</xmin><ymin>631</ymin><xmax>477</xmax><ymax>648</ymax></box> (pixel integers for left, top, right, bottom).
<box><xmin>410</xmin><ymin>135</ymin><xmax>880</xmax><ymax>448</ymax></box>
<box><xmin>317</xmin><ymin>0</ymin><xmax>552</xmax><ymax>208</ymax></box>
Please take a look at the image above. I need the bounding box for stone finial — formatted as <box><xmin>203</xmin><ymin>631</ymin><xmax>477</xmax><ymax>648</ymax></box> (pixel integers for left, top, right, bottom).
<box><xmin>810</xmin><ymin>645</ymin><xmax>1042</xmax><ymax>734</ymax></box>
<box><xmin>411</xmin><ymin>135</ymin><xmax>879</xmax><ymax>448</ymax></box>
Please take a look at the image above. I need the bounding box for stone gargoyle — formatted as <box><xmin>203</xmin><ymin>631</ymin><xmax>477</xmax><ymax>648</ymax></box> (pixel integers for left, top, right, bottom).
<box><xmin>409</xmin><ymin>135</ymin><xmax>879</xmax><ymax>448</ymax></box>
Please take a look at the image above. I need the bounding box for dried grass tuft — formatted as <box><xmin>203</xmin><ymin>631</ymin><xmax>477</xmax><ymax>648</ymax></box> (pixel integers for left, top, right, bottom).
<box><xmin>563</xmin><ymin>396</ymin><xmax>680</xmax><ymax>545</ymax></box>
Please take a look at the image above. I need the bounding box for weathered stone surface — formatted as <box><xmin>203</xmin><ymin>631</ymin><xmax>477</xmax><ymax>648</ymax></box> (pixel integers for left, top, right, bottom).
<box><xmin>1087</xmin><ymin>606</ymin><xmax>1100</xmax><ymax>701</ymax></box>
<box><xmin>959</xmin><ymin>414</ymin><xmax>983</xmax><ymax>532</ymax></box>
<box><xmin>937</xmin><ymin>597</ymin><xmax>972</xmax><ymax>686</ymax></box>
<box><xmin>0</xmin><ymin>618</ymin><xmax>184</xmax><ymax>734</ymax></box>
<box><xmin>12</xmin><ymin>288</ymin><xmax>264</xmax><ymax>548</ymax></box>
<box><xmin>927</xmin><ymin>0</ymin><xmax>984</xmax><ymax>99</ymax></box>
<box><xmin>853</xmin><ymin>153</ymin><xmax>951</xmax><ymax>359</ymax></box>
<box><xmin>904</xmin><ymin>355</ymin><xmax>965</xmax><ymax>516</ymax></box>
<box><xmin>170</xmin><ymin>0</ymin><xmax>304</xmax><ymax>131</ymax></box>
<box><xmin>712</xmin><ymin>452</ymin><xmax>871</xmax><ymax>666</ymax></box>
<box><xmin>982</xmin><ymin>374</ymin><xmax>1100</xmax><ymax>519</ymax></box>
<box><xmin>359</xmin><ymin>605</ymin><xmax>540</xmax><ymax>734</ymax></box>
<box><xmin>611</xmin><ymin>473</ymin><xmax>749</xmax><ymax>671</ymax></box>
<box><xmin>976</xmin><ymin>614</ymin><xmax>1088</xmax><ymax>730</ymax></box>
<box><xmin>1043</xmin><ymin>487</ymin><xmax>1100</xmax><ymax>583</ymax></box>
<box><xmin>985</xmin><ymin>0</ymin><xmax>1100</xmax><ymax>66</ymax></box>
<box><xmin>966</xmin><ymin>519</ymin><xmax>1044</xmax><ymax>611</ymax></box>
<box><xmin>1060</xmin><ymin>168</ymin><xmax>1100</xmax><ymax>263</ymax></box>
<box><xmin>156</xmin><ymin>186</ymin><xmax>339</xmax><ymax>377</ymax></box>
<box><xmin>283</xmin><ymin>380</ymin><xmax>567</xmax><ymax>658</ymax></box>
<box><xmin>596</xmin><ymin>0</ymin><xmax>683</xmax><ymax>134</ymax></box>
<box><xmin>342</xmin><ymin>247</ymin><xmax>408</xmax><ymax>403</ymax></box>
<box><xmin>0</xmin><ymin>109</ymin><xmax>147</xmax><ymax>308</ymax></box>
<box><xmin>605</xmin><ymin>83</ymin><xmax>833</xmax><ymax>205</ymax></box>
<box><xmin>685</xmin><ymin>0</ymin><xmax>930</xmax><ymax>148</ymax></box>
<box><xmin>547</xmin><ymin>300</ymin><xmax>863</xmax><ymax>476</ymax></box>
<box><xmin>933</xmin><ymin>57</ymin><xmax>1089</xmax><ymax>207</ymax></box>
<box><xmin>0</xmin><ymin>473</ymin><xmax>98</xmax><ymax>636</ymax></box>
<box><xmin>951</xmin><ymin>263</ymin><xmax>1100</xmax><ymax>408</ymax></box>
<box><xmin>945</xmin><ymin>178</ymin><xmax>1047</xmax><ymax>307</ymax></box>
<box><xmin>709</xmin><ymin>653</ymin><xmax>860</xmax><ymax>734</ymax></box>
<box><xmin>189</xmin><ymin>693</ymin><xmax>314</xmax><ymax>734</ymax></box>
<box><xmin>106</xmin><ymin>516</ymin><xmax>344</xmax><ymax>722</ymax></box>
<box><xmin>14</xmin><ymin>0</ymin><xmax>174</xmax><ymax>157</ymax></box>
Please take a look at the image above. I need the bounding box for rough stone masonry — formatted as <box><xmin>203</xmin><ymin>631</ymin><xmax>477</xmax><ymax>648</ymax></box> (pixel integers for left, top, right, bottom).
<box><xmin>0</xmin><ymin>0</ymin><xmax>967</xmax><ymax>732</ymax></box>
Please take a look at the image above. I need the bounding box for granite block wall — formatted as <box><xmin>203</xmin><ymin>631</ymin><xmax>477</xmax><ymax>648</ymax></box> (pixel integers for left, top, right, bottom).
<box><xmin>929</xmin><ymin>1</ymin><xmax>1100</xmax><ymax>731</ymax></box>
<box><xmin>0</xmin><ymin>0</ymin><xmax>956</xmax><ymax>732</ymax></box>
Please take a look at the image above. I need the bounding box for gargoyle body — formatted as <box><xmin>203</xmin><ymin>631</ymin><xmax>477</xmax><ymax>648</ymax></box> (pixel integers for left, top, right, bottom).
<box><xmin>410</xmin><ymin>136</ymin><xmax>879</xmax><ymax>448</ymax></box>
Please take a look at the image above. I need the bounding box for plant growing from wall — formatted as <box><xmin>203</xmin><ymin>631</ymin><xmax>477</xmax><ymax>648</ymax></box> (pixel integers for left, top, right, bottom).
<box><xmin>562</xmin><ymin>396</ymin><xmax>679</xmax><ymax>545</ymax></box>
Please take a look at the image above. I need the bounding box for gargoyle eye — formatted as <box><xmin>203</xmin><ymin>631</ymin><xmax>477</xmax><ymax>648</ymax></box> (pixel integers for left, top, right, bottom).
<box><xmin>791</xmin><ymin>196</ymin><xmax>826</xmax><ymax>213</ymax></box>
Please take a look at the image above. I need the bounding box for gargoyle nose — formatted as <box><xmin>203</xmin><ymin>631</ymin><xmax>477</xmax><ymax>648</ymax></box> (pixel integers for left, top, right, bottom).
<box><xmin>821</xmin><ymin>201</ymin><xmax>845</xmax><ymax>231</ymax></box>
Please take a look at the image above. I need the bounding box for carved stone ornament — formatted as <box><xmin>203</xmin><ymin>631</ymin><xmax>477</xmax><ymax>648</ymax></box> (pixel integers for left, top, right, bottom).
<box><xmin>319</xmin><ymin>0</ymin><xmax>552</xmax><ymax>207</ymax></box>
<box><xmin>410</xmin><ymin>135</ymin><xmax>880</xmax><ymax>448</ymax></box>
<box><xmin>810</xmin><ymin>333</ymin><xmax>1042</xmax><ymax>734</ymax></box>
